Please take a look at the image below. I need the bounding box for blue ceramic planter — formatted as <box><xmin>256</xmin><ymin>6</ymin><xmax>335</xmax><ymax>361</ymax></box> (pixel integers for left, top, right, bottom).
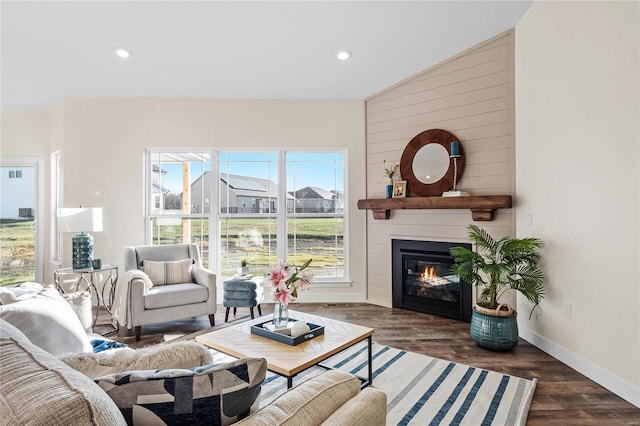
<box><xmin>470</xmin><ymin>307</ymin><xmax>518</xmax><ymax>351</ymax></box>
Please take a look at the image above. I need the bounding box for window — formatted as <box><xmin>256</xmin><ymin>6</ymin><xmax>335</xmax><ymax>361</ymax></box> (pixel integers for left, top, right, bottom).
<box><xmin>146</xmin><ymin>151</ymin><xmax>211</xmax><ymax>268</ymax></box>
<box><xmin>8</xmin><ymin>170</ymin><xmax>23</xmax><ymax>179</ymax></box>
<box><xmin>146</xmin><ymin>149</ymin><xmax>347</xmax><ymax>282</ymax></box>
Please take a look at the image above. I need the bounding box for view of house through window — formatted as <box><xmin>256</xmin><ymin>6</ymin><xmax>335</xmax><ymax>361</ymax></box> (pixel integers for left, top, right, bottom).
<box><xmin>147</xmin><ymin>150</ymin><xmax>346</xmax><ymax>281</ymax></box>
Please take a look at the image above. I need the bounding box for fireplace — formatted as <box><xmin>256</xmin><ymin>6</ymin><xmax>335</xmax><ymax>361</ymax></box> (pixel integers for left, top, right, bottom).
<box><xmin>392</xmin><ymin>239</ymin><xmax>472</xmax><ymax>322</ymax></box>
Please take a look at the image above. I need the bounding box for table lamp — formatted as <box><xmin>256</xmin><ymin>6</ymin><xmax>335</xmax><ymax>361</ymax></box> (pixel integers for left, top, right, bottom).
<box><xmin>57</xmin><ymin>207</ymin><xmax>103</xmax><ymax>270</ymax></box>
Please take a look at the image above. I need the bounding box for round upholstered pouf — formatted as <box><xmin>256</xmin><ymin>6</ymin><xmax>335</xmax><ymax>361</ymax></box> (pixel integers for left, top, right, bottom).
<box><xmin>470</xmin><ymin>307</ymin><xmax>519</xmax><ymax>351</ymax></box>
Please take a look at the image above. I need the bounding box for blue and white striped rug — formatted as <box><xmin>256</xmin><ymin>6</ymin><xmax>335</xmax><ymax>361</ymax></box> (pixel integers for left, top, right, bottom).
<box><xmin>209</xmin><ymin>341</ymin><xmax>537</xmax><ymax>426</ymax></box>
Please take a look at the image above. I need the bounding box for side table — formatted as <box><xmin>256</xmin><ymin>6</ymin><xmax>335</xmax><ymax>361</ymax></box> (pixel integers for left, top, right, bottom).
<box><xmin>54</xmin><ymin>265</ymin><xmax>118</xmax><ymax>333</ymax></box>
<box><xmin>222</xmin><ymin>276</ymin><xmax>264</xmax><ymax>322</ymax></box>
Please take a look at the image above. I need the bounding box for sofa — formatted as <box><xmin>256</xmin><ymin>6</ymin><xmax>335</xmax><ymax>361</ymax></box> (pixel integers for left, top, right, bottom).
<box><xmin>0</xmin><ymin>284</ymin><xmax>387</xmax><ymax>425</ymax></box>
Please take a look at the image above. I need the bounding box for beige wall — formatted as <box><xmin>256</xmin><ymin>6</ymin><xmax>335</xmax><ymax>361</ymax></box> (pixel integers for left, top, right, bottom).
<box><xmin>364</xmin><ymin>31</ymin><xmax>516</xmax><ymax>307</ymax></box>
<box><xmin>2</xmin><ymin>99</ymin><xmax>368</xmax><ymax>301</ymax></box>
<box><xmin>516</xmin><ymin>1</ymin><xmax>639</xmax><ymax>406</ymax></box>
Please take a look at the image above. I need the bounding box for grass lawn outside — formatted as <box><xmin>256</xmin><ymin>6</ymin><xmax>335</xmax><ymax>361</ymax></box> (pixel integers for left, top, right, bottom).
<box><xmin>1</xmin><ymin>218</ymin><xmax>343</xmax><ymax>286</ymax></box>
<box><xmin>0</xmin><ymin>220</ymin><xmax>35</xmax><ymax>286</ymax></box>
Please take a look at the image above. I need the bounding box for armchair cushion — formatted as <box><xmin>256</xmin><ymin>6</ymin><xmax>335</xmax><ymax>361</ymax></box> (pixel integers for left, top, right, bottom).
<box><xmin>142</xmin><ymin>259</ymin><xmax>193</xmax><ymax>286</ymax></box>
<box><xmin>144</xmin><ymin>283</ymin><xmax>209</xmax><ymax>310</ymax></box>
<box><xmin>95</xmin><ymin>357</ymin><xmax>267</xmax><ymax>426</ymax></box>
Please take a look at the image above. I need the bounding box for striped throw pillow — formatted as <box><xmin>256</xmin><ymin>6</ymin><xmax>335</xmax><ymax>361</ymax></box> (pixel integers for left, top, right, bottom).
<box><xmin>143</xmin><ymin>259</ymin><xmax>193</xmax><ymax>286</ymax></box>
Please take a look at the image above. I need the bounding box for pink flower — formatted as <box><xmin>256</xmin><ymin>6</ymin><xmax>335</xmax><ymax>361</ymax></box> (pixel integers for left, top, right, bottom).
<box><xmin>296</xmin><ymin>271</ymin><xmax>313</xmax><ymax>291</ymax></box>
<box><xmin>268</xmin><ymin>259</ymin><xmax>313</xmax><ymax>306</ymax></box>
<box><xmin>273</xmin><ymin>287</ymin><xmax>294</xmax><ymax>305</ymax></box>
<box><xmin>264</xmin><ymin>260</ymin><xmax>291</xmax><ymax>288</ymax></box>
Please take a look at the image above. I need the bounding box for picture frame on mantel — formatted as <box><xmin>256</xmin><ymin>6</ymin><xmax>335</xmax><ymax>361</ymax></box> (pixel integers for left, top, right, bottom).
<box><xmin>392</xmin><ymin>181</ymin><xmax>407</xmax><ymax>198</ymax></box>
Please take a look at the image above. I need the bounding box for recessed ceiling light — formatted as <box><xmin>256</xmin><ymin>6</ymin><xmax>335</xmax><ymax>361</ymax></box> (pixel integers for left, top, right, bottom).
<box><xmin>114</xmin><ymin>47</ymin><xmax>132</xmax><ymax>59</ymax></box>
<box><xmin>337</xmin><ymin>50</ymin><xmax>352</xmax><ymax>61</ymax></box>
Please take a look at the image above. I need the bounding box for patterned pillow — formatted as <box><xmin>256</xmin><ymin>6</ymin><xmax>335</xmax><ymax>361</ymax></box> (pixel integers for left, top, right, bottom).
<box><xmin>142</xmin><ymin>259</ymin><xmax>193</xmax><ymax>286</ymax></box>
<box><xmin>95</xmin><ymin>357</ymin><xmax>267</xmax><ymax>425</ymax></box>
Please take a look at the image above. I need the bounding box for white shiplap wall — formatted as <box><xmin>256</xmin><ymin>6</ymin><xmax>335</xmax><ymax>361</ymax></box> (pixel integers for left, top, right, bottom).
<box><xmin>364</xmin><ymin>30</ymin><xmax>516</xmax><ymax>307</ymax></box>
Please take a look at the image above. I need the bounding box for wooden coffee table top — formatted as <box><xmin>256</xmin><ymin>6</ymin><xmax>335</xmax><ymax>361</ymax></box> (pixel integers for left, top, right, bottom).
<box><xmin>196</xmin><ymin>310</ymin><xmax>374</xmax><ymax>377</ymax></box>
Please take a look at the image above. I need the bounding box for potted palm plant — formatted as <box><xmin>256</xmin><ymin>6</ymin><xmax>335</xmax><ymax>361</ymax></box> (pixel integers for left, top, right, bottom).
<box><xmin>450</xmin><ymin>224</ymin><xmax>545</xmax><ymax>351</ymax></box>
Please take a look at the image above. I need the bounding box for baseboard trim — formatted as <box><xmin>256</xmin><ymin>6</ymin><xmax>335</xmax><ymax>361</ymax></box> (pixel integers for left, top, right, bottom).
<box><xmin>296</xmin><ymin>293</ymin><xmax>367</xmax><ymax>304</ymax></box>
<box><xmin>519</xmin><ymin>326</ymin><xmax>640</xmax><ymax>408</ymax></box>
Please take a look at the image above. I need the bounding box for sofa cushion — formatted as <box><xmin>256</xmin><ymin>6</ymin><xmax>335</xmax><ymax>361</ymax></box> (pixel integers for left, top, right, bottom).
<box><xmin>95</xmin><ymin>357</ymin><xmax>267</xmax><ymax>426</ymax></box>
<box><xmin>0</xmin><ymin>284</ymin><xmax>93</xmax><ymax>356</ymax></box>
<box><xmin>0</xmin><ymin>319</ymin><xmax>126</xmax><ymax>426</ymax></box>
<box><xmin>144</xmin><ymin>283</ymin><xmax>208</xmax><ymax>309</ymax></box>
<box><xmin>235</xmin><ymin>370</ymin><xmax>360</xmax><ymax>425</ymax></box>
<box><xmin>143</xmin><ymin>259</ymin><xmax>193</xmax><ymax>286</ymax></box>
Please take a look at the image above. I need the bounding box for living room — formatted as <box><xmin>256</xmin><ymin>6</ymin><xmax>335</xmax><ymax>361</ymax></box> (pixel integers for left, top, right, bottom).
<box><xmin>1</xmin><ymin>0</ymin><xmax>638</xmax><ymax>423</ymax></box>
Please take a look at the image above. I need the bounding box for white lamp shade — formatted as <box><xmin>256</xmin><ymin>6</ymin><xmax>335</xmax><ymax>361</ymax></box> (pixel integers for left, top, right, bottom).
<box><xmin>57</xmin><ymin>208</ymin><xmax>103</xmax><ymax>233</ymax></box>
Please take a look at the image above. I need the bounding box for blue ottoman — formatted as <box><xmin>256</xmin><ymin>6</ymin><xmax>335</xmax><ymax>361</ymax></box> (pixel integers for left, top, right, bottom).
<box><xmin>222</xmin><ymin>278</ymin><xmax>264</xmax><ymax>322</ymax></box>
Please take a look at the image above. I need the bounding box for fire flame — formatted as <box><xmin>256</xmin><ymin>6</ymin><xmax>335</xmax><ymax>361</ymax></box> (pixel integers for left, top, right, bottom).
<box><xmin>424</xmin><ymin>266</ymin><xmax>436</xmax><ymax>279</ymax></box>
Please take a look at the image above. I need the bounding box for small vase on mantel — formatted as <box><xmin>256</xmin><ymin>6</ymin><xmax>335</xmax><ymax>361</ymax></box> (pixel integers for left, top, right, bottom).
<box><xmin>386</xmin><ymin>182</ymin><xmax>394</xmax><ymax>199</ymax></box>
<box><xmin>273</xmin><ymin>301</ymin><xmax>289</xmax><ymax>327</ymax></box>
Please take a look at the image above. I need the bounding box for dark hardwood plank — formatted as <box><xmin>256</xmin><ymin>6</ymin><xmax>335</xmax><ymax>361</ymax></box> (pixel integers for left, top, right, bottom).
<box><xmin>96</xmin><ymin>303</ymin><xmax>640</xmax><ymax>425</ymax></box>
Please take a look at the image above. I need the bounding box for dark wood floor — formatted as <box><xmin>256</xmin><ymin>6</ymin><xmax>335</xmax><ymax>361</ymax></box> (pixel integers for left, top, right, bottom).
<box><xmin>97</xmin><ymin>303</ymin><xmax>640</xmax><ymax>425</ymax></box>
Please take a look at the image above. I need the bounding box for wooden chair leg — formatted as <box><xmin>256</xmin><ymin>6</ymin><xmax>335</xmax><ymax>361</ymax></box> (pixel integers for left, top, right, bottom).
<box><xmin>135</xmin><ymin>326</ymin><xmax>141</xmax><ymax>342</ymax></box>
<box><xmin>250</xmin><ymin>307</ymin><xmax>255</xmax><ymax>319</ymax></box>
<box><xmin>225</xmin><ymin>308</ymin><xmax>230</xmax><ymax>322</ymax></box>
<box><xmin>257</xmin><ymin>304</ymin><xmax>262</xmax><ymax>316</ymax></box>
<box><xmin>209</xmin><ymin>314</ymin><xmax>215</xmax><ymax>326</ymax></box>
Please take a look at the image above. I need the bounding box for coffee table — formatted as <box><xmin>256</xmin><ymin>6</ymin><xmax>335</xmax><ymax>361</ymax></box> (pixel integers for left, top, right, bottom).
<box><xmin>196</xmin><ymin>309</ymin><xmax>375</xmax><ymax>389</ymax></box>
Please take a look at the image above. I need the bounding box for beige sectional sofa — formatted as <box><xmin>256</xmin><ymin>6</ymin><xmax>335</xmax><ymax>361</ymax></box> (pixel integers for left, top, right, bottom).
<box><xmin>0</xmin><ymin>320</ymin><xmax>387</xmax><ymax>425</ymax></box>
<box><xmin>0</xmin><ymin>284</ymin><xmax>387</xmax><ymax>425</ymax></box>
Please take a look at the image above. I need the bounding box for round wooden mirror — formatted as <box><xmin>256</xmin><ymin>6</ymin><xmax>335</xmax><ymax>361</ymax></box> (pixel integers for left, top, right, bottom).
<box><xmin>400</xmin><ymin>129</ymin><xmax>465</xmax><ymax>196</ymax></box>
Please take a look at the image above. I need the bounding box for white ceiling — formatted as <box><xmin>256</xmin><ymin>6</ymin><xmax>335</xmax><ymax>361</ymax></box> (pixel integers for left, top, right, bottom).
<box><xmin>1</xmin><ymin>1</ymin><xmax>532</xmax><ymax>111</ymax></box>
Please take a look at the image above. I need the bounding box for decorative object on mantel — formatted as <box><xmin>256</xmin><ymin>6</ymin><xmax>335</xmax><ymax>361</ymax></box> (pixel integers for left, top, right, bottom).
<box><xmin>442</xmin><ymin>141</ymin><xmax>470</xmax><ymax>197</ymax></box>
<box><xmin>264</xmin><ymin>259</ymin><xmax>313</xmax><ymax>327</ymax></box>
<box><xmin>400</xmin><ymin>129</ymin><xmax>465</xmax><ymax>197</ymax></box>
<box><xmin>383</xmin><ymin>160</ymin><xmax>399</xmax><ymax>198</ymax></box>
<box><xmin>450</xmin><ymin>225</ymin><xmax>545</xmax><ymax>351</ymax></box>
<box><xmin>392</xmin><ymin>180</ymin><xmax>407</xmax><ymax>198</ymax></box>
<box><xmin>357</xmin><ymin>195</ymin><xmax>512</xmax><ymax>221</ymax></box>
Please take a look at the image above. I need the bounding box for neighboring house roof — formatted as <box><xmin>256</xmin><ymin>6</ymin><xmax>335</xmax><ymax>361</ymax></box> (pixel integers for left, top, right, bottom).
<box><xmin>152</xmin><ymin>164</ymin><xmax>167</xmax><ymax>175</ymax></box>
<box><xmin>294</xmin><ymin>186</ymin><xmax>336</xmax><ymax>200</ymax></box>
<box><xmin>188</xmin><ymin>172</ymin><xmax>294</xmax><ymax>199</ymax></box>
<box><xmin>152</xmin><ymin>182</ymin><xmax>170</xmax><ymax>194</ymax></box>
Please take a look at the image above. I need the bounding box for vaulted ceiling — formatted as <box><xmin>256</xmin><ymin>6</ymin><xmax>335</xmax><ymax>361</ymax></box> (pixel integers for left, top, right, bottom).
<box><xmin>1</xmin><ymin>1</ymin><xmax>532</xmax><ymax>110</ymax></box>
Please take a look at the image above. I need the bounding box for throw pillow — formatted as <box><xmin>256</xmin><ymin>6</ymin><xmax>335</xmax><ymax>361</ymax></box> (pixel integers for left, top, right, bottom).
<box><xmin>61</xmin><ymin>291</ymin><xmax>93</xmax><ymax>333</ymax></box>
<box><xmin>0</xmin><ymin>284</ymin><xmax>93</xmax><ymax>356</ymax></box>
<box><xmin>143</xmin><ymin>259</ymin><xmax>193</xmax><ymax>286</ymax></box>
<box><xmin>95</xmin><ymin>357</ymin><xmax>267</xmax><ymax>426</ymax></box>
<box><xmin>61</xmin><ymin>340</ymin><xmax>213</xmax><ymax>380</ymax></box>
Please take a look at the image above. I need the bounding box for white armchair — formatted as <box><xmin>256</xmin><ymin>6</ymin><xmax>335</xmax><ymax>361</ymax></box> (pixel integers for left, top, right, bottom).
<box><xmin>123</xmin><ymin>244</ymin><xmax>216</xmax><ymax>341</ymax></box>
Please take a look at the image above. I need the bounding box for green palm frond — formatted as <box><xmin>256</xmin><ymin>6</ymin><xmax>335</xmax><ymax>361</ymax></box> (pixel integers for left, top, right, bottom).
<box><xmin>450</xmin><ymin>225</ymin><xmax>546</xmax><ymax>312</ymax></box>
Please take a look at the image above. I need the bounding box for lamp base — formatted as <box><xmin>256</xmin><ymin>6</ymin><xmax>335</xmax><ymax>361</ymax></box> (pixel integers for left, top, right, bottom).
<box><xmin>72</xmin><ymin>232</ymin><xmax>94</xmax><ymax>270</ymax></box>
<box><xmin>442</xmin><ymin>191</ymin><xmax>470</xmax><ymax>197</ymax></box>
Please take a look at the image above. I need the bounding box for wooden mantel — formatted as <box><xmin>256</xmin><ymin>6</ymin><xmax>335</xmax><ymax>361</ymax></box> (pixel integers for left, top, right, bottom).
<box><xmin>357</xmin><ymin>195</ymin><xmax>512</xmax><ymax>221</ymax></box>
